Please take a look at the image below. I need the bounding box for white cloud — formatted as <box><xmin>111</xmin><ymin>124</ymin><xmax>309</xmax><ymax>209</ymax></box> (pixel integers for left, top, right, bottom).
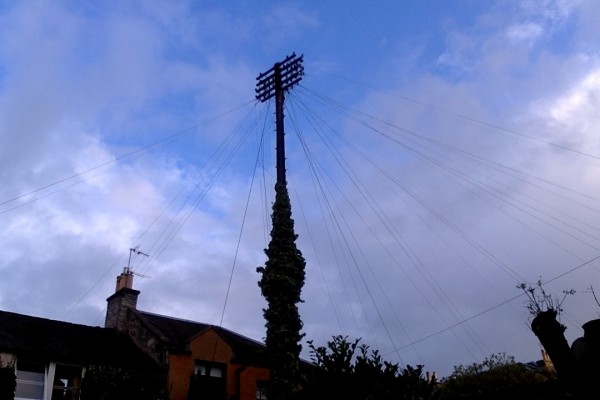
<box><xmin>521</xmin><ymin>0</ymin><xmax>576</xmax><ymax>23</ymax></box>
<box><xmin>505</xmin><ymin>22</ymin><xmax>544</xmax><ymax>44</ymax></box>
<box><xmin>549</xmin><ymin>68</ymin><xmax>600</xmax><ymax>126</ymax></box>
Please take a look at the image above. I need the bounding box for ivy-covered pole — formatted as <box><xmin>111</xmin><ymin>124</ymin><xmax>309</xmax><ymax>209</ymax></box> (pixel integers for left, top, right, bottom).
<box><xmin>256</xmin><ymin>53</ymin><xmax>306</xmax><ymax>400</ymax></box>
<box><xmin>258</xmin><ymin>182</ymin><xmax>306</xmax><ymax>400</ymax></box>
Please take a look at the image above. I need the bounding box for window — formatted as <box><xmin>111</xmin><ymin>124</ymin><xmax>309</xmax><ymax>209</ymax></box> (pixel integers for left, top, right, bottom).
<box><xmin>15</xmin><ymin>361</ymin><xmax>45</xmax><ymax>400</ymax></box>
<box><xmin>194</xmin><ymin>362</ymin><xmax>224</xmax><ymax>378</ymax></box>
<box><xmin>189</xmin><ymin>361</ymin><xmax>226</xmax><ymax>400</ymax></box>
<box><xmin>15</xmin><ymin>361</ymin><xmax>83</xmax><ymax>400</ymax></box>
<box><xmin>51</xmin><ymin>365</ymin><xmax>82</xmax><ymax>400</ymax></box>
<box><xmin>256</xmin><ymin>380</ymin><xmax>268</xmax><ymax>400</ymax></box>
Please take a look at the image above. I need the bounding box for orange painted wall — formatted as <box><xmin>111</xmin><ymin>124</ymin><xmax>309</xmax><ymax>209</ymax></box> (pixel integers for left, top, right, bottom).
<box><xmin>238</xmin><ymin>365</ymin><xmax>270</xmax><ymax>400</ymax></box>
<box><xmin>168</xmin><ymin>352</ymin><xmax>194</xmax><ymax>400</ymax></box>
<box><xmin>167</xmin><ymin>328</ymin><xmax>271</xmax><ymax>400</ymax></box>
<box><xmin>189</xmin><ymin>329</ymin><xmax>233</xmax><ymax>363</ymax></box>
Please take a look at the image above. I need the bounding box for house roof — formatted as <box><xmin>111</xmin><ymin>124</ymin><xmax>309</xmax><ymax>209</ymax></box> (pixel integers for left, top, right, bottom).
<box><xmin>0</xmin><ymin>309</ymin><xmax>158</xmax><ymax>369</ymax></box>
<box><xmin>136</xmin><ymin>311</ymin><xmax>270</xmax><ymax>367</ymax></box>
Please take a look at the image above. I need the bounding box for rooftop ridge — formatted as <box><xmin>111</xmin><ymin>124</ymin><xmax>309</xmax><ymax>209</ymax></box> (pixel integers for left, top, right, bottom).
<box><xmin>139</xmin><ymin>310</ymin><xmax>211</xmax><ymax>326</ymax></box>
<box><xmin>138</xmin><ymin>310</ymin><xmax>266</xmax><ymax>347</ymax></box>
<box><xmin>212</xmin><ymin>324</ymin><xmax>266</xmax><ymax>348</ymax></box>
<box><xmin>0</xmin><ymin>309</ymin><xmax>100</xmax><ymax>329</ymax></box>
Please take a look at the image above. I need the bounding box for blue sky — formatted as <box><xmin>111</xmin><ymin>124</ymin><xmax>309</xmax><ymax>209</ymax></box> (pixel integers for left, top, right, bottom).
<box><xmin>1</xmin><ymin>0</ymin><xmax>600</xmax><ymax>377</ymax></box>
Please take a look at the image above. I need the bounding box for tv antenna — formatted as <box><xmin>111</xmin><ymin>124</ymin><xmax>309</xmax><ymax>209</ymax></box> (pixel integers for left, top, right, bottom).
<box><xmin>124</xmin><ymin>246</ymin><xmax>151</xmax><ymax>278</ymax></box>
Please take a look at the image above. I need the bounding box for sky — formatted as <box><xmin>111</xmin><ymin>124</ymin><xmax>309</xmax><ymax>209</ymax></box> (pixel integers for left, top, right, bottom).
<box><xmin>1</xmin><ymin>0</ymin><xmax>600</xmax><ymax>377</ymax></box>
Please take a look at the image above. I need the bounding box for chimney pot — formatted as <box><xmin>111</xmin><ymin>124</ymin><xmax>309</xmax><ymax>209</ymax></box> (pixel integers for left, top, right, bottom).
<box><xmin>115</xmin><ymin>268</ymin><xmax>134</xmax><ymax>291</ymax></box>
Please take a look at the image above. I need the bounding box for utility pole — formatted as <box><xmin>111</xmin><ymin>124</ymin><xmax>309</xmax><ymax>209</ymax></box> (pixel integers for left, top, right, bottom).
<box><xmin>255</xmin><ymin>53</ymin><xmax>304</xmax><ymax>184</ymax></box>
<box><xmin>255</xmin><ymin>53</ymin><xmax>306</xmax><ymax>400</ymax></box>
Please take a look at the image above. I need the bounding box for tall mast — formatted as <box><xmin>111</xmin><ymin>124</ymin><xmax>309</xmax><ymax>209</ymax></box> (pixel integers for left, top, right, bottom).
<box><xmin>255</xmin><ymin>53</ymin><xmax>305</xmax><ymax>400</ymax></box>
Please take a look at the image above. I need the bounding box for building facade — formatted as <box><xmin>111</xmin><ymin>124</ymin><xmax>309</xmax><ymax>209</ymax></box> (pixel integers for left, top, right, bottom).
<box><xmin>0</xmin><ymin>268</ymin><xmax>283</xmax><ymax>400</ymax></box>
<box><xmin>105</xmin><ymin>269</ymin><xmax>271</xmax><ymax>400</ymax></box>
<box><xmin>0</xmin><ymin>309</ymin><xmax>157</xmax><ymax>400</ymax></box>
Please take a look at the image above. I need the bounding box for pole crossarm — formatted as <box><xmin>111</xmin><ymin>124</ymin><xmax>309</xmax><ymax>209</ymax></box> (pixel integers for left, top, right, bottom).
<box><xmin>255</xmin><ymin>53</ymin><xmax>304</xmax><ymax>103</ymax></box>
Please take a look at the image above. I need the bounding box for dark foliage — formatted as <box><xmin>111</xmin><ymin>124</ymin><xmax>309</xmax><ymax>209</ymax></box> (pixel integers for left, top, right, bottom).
<box><xmin>517</xmin><ymin>280</ymin><xmax>574</xmax><ymax>318</ymax></box>
<box><xmin>439</xmin><ymin>353</ymin><xmax>549</xmax><ymax>400</ymax></box>
<box><xmin>257</xmin><ymin>182</ymin><xmax>306</xmax><ymax>400</ymax></box>
<box><xmin>301</xmin><ymin>335</ymin><xmax>436</xmax><ymax>400</ymax></box>
<box><xmin>80</xmin><ymin>365</ymin><xmax>168</xmax><ymax>400</ymax></box>
<box><xmin>0</xmin><ymin>367</ymin><xmax>16</xmax><ymax>400</ymax></box>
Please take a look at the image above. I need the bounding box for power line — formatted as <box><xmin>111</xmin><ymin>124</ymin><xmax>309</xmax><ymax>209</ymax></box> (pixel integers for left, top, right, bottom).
<box><xmin>289</xmin><ymin>93</ymin><xmax>489</xmax><ymax>361</ymax></box>
<box><xmin>316</xmin><ymin>70</ymin><xmax>600</xmax><ymax>162</ymax></box>
<box><xmin>63</xmin><ymin>101</ymin><xmax>261</xmax><ymax>315</ymax></box>
<box><xmin>0</xmin><ymin>100</ymin><xmax>255</xmax><ymax>212</ymax></box>
<box><xmin>387</xmin><ymin>253</ymin><xmax>600</xmax><ymax>353</ymax></box>
<box><xmin>219</xmin><ymin>132</ymin><xmax>263</xmax><ymax>327</ymax></box>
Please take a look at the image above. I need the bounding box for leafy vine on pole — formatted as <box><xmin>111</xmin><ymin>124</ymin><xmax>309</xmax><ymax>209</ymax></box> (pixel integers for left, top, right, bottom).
<box><xmin>257</xmin><ymin>182</ymin><xmax>306</xmax><ymax>400</ymax></box>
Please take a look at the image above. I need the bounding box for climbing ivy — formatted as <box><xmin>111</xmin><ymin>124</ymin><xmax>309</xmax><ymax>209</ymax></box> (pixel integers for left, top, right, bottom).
<box><xmin>257</xmin><ymin>182</ymin><xmax>306</xmax><ymax>400</ymax></box>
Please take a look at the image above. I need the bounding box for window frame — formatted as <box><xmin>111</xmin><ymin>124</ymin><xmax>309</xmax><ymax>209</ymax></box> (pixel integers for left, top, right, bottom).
<box><xmin>14</xmin><ymin>361</ymin><xmax>83</xmax><ymax>400</ymax></box>
<box><xmin>51</xmin><ymin>364</ymin><xmax>83</xmax><ymax>400</ymax></box>
<box><xmin>256</xmin><ymin>380</ymin><xmax>268</xmax><ymax>400</ymax></box>
<box><xmin>15</xmin><ymin>361</ymin><xmax>45</xmax><ymax>400</ymax></box>
<box><xmin>194</xmin><ymin>360</ymin><xmax>226</xmax><ymax>379</ymax></box>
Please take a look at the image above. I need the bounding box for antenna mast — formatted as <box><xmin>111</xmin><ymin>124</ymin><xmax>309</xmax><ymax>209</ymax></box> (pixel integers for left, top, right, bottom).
<box><xmin>125</xmin><ymin>247</ymin><xmax>151</xmax><ymax>278</ymax></box>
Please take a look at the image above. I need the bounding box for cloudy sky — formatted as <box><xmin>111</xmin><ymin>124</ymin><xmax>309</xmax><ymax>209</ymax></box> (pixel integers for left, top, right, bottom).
<box><xmin>2</xmin><ymin>0</ymin><xmax>600</xmax><ymax>376</ymax></box>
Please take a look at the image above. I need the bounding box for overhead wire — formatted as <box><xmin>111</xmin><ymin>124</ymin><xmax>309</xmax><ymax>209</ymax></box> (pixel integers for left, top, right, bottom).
<box><xmin>288</xmin><ymin>175</ymin><xmax>344</xmax><ymax>333</ymax></box>
<box><xmin>64</xmin><ymin>100</ymin><xmax>261</xmax><ymax>314</ymax></box>
<box><xmin>298</xmin><ymin>87</ymin><xmax>531</xmax><ymax>283</ymax></box>
<box><xmin>137</xmin><ymin>102</ymin><xmax>266</xmax><ymax>276</ymax></box>
<box><xmin>299</xmin><ymin>85</ymin><xmax>600</xmax><ymax>210</ymax></box>
<box><xmin>294</xmin><ymin>87</ymin><xmax>526</xmax><ymax>281</ymax></box>
<box><xmin>315</xmin><ymin>70</ymin><xmax>600</xmax><ymax>163</ymax></box>
<box><xmin>292</xmin><ymin>75</ymin><xmax>600</xmax><ymax>357</ymax></box>
<box><xmin>286</xmin><ymin>100</ymin><xmax>378</xmax><ymax>339</ymax></box>
<box><xmin>0</xmin><ymin>100</ymin><xmax>255</xmax><ymax>214</ymax></box>
<box><xmin>258</xmin><ymin>101</ymin><xmax>275</xmax><ymax>244</ymax></box>
<box><xmin>294</xmin><ymin>90</ymin><xmax>528</xmax><ymax>338</ymax></box>
<box><xmin>288</xmin><ymin>92</ymin><xmax>488</xmax><ymax>362</ymax></box>
<box><xmin>297</xmin><ymin>86</ymin><xmax>600</xmax><ymax>275</ymax></box>
<box><xmin>278</xmin><ymin>99</ymin><xmax>346</xmax><ymax>330</ymax></box>
<box><xmin>387</xmin><ymin>253</ymin><xmax>600</xmax><ymax>354</ymax></box>
<box><xmin>285</xmin><ymin>100</ymin><xmax>363</xmax><ymax>334</ymax></box>
<box><xmin>219</xmin><ymin>114</ymin><xmax>267</xmax><ymax>327</ymax></box>
<box><xmin>303</xmin><ymin>88</ymin><xmax>600</xmax><ymax>274</ymax></box>
<box><xmin>294</xmin><ymin>86</ymin><xmax>600</xmax><ymax>338</ymax></box>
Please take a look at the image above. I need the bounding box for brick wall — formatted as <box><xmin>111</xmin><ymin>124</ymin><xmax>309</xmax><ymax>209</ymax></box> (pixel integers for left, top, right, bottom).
<box><xmin>104</xmin><ymin>288</ymin><xmax>139</xmax><ymax>331</ymax></box>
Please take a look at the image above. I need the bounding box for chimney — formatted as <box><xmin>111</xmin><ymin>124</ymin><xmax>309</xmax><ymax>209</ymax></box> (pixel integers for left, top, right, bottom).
<box><xmin>115</xmin><ymin>267</ymin><xmax>134</xmax><ymax>291</ymax></box>
<box><xmin>105</xmin><ymin>268</ymin><xmax>140</xmax><ymax>331</ymax></box>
